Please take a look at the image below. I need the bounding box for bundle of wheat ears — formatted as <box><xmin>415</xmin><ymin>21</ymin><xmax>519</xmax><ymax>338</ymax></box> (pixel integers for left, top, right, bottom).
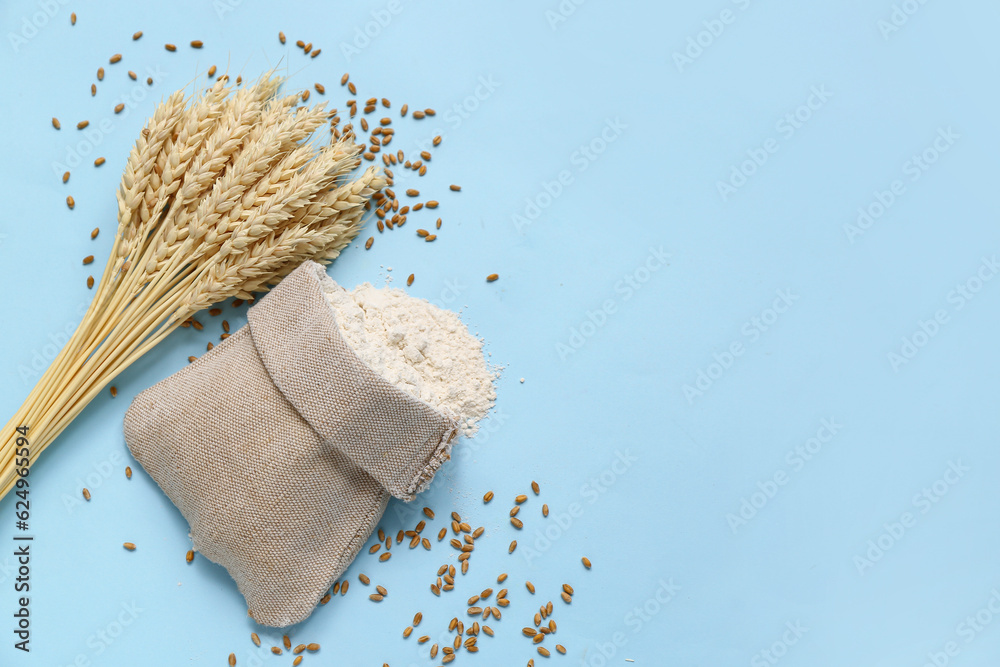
<box><xmin>0</xmin><ymin>73</ymin><xmax>385</xmax><ymax>499</ymax></box>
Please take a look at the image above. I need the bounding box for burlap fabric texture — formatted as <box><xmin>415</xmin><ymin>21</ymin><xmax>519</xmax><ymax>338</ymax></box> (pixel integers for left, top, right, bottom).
<box><xmin>124</xmin><ymin>261</ymin><xmax>459</xmax><ymax>627</ymax></box>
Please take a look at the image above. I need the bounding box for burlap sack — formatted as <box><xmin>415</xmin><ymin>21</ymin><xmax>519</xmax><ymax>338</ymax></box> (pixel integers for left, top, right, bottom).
<box><xmin>123</xmin><ymin>261</ymin><xmax>458</xmax><ymax>627</ymax></box>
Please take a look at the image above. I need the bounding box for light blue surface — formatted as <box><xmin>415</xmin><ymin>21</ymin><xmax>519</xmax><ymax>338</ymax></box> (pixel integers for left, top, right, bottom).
<box><xmin>1</xmin><ymin>0</ymin><xmax>999</xmax><ymax>665</ymax></box>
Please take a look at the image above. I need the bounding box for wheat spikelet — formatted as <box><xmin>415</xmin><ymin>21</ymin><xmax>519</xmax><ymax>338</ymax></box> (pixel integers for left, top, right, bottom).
<box><xmin>233</xmin><ymin>170</ymin><xmax>384</xmax><ymax>297</ymax></box>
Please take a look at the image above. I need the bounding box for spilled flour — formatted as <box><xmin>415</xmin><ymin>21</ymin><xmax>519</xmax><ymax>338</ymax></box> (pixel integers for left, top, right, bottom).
<box><xmin>321</xmin><ymin>279</ymin><xmax>497</xmax><ymax>437</ymax></box>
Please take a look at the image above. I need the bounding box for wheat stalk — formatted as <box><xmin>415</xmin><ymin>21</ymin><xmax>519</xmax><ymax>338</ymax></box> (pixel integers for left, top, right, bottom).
<box><xmin>0</xmin><ymin>73</ymin><xmax>384</xmax><ymax>498</ymax></box>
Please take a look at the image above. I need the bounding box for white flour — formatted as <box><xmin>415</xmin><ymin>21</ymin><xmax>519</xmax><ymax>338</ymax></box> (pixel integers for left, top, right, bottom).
<box><xmin>321</xmin><ymin>279</ymin><xmax>496</xmax><ymax>437</ymax></box>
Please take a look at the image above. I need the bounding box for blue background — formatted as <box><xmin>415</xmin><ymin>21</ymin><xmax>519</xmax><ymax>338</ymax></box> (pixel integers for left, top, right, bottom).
<box><xmin>2</xmin><ymin>0</ymin><xmax>999</xmax><ymax>665</ymax></box>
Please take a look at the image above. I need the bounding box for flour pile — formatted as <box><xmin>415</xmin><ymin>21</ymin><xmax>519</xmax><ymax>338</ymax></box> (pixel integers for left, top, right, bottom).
<box><xmin>321</xmin><ymin>279</ymin><xmax>496</xmax><ymax>437</ymax></box>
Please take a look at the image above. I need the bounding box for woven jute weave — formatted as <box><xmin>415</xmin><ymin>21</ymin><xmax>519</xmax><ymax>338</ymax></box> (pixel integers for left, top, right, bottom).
<box><xmin>124</xmin><ymin>261</ymin><xmax>458</xmax><ymax>627</ymax></box>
